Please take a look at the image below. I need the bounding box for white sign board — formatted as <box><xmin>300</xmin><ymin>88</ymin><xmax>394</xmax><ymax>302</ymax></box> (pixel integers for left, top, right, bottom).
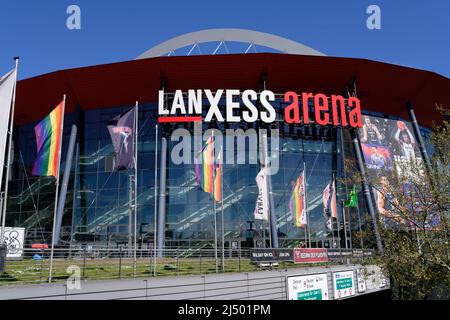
<box><xmin>3</xmin><ymin>228</ymin><xmax>25</xmax><ymax>258</ymax></box>
<box><xmin>356</xmin><ymin>269</ymin><xmax>367</xmax><ymax>293</ymax></box>
<box><xmin>363</xmin><ymin>265</ymin><xmax>390</xmax><ymax>291</ymax></box>
<box><xmin>332</xmin><ymin>271</ymin><xmax>356</xmax><ymax>299</ymax></box>
<box><xmin>287</xmin><ymin>273</ymin><xmax>329</xmax><ymax>300</ymax></box>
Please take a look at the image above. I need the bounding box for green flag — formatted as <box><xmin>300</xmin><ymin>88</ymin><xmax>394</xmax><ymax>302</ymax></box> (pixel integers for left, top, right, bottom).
<box><xmin>345</xmin><ymin>185</ymin><xmax>358</xmax><ymax>208</ymax></box>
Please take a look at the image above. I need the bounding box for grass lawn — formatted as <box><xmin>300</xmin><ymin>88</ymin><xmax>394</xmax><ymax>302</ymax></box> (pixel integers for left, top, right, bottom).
<box><xmin>0</xmin><ymin>257</ymin><xmax>333</xmax><ymax>286</ymax></box>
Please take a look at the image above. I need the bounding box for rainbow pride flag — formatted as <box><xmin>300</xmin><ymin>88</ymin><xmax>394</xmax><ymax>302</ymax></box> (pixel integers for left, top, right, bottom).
<box><xmin>213</xmin><ymin>152</ymin><xmax>222</xmax><ymax>203</ymax></box>
<box><xmin>195</xmin><ymin>136</ymin><xmax>215</xmax><ymax>195</ymax></box>
<box><xmin>32</xmin><ymin>102</ymin><xmax>64</xmax><ymax>177</ymax></box>
<box><xmin>195</xmin><ymin>136</ymin><xmax>222</xmax><ymax>202</ymax></box>
<box><xmin>290</xmin><ymin>171</ymin><xmax>306</xmax><ymax>227</ymax></box>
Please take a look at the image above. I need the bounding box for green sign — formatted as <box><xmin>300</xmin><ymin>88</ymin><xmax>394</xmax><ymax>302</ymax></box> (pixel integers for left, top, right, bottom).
<box><xmin>336</xmin><ymin>278</ymin><xmax>353</xmax><ymax>290</ymax></box>
<box><xmin>297</xmin><ymin>289</ymin><xmax>323</xmax><ymax>300</ymax></box>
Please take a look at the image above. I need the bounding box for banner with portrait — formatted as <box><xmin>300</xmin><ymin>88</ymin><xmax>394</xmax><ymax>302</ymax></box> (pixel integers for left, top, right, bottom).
<box><xmin>358</xmin><ymin>115</ymin><xmax>425</xmax><ymax>229</ymax></box>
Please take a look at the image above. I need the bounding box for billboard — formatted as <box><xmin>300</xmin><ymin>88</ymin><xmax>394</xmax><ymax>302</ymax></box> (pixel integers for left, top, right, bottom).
<box><xmin>3</xmin><ymin>227</ymin><xmax>25</xmax><ymax>258</ymax></box>
<box><xmin>293</xmin><ymin>249</ymin><xmax>329</xmax><ymax>264</ymax></box>
<box><xmin>358</xmin><ymin>115</ymin><xmax>425</xmax><ymax>228</ymax></box>
<box><xmin>287</xmin><ymin>273</ymin><xmax>330</xmax><ymax>300</ymax></box>
<box><xmin>250</xmin><ymin>248</ymin><xmax>294</xmax><ymax>263</ymax></box>
<box><xmin>332</xmin><ymin>271</ymin><xmax>356</xmax><ymax>299</ymax></box>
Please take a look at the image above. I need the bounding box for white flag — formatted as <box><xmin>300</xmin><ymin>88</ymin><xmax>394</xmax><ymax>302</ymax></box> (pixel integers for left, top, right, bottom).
<box><xmin>0</xmin><ymin>69</ymin><xmax>17</xmax><ymax>192</ymax></box>
<box><xmin>254</xmin><ymin>168</ymin><xmax>269</xmax><ymax>221</ymax></box>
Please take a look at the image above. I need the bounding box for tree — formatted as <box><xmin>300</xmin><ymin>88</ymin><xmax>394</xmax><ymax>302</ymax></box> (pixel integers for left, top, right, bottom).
<box><xmin>345</xmin><ymin>105</ymin><xmax>450</xmax><ymax>300</ymax></box>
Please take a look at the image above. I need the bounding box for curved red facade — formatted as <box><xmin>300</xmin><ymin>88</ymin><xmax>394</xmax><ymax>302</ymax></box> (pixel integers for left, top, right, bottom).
<box><xmin>15</xmin><ymin>53</ymin><xmax>450</xmax><ymax>127</ymax></box>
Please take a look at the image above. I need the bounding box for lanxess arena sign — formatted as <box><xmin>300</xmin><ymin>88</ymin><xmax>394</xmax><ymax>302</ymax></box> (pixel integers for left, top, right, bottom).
<box><xmin>158</xmin><ymin>89</ymin><xmax>362</xmax><ymax>128</ymax></box>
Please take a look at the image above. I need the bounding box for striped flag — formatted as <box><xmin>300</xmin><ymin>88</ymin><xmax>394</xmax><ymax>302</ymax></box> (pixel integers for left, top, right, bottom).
<box><xmin>323</xmin><ymin>180</ymin><xmax>338</xmax><ymax>219</ymax></box>
<box><xmin>32</xmin><ymin>102</ymin><xmax>64</xmax><ymax>177</ymax></box>
<box><xmin>213</xmin><ymin>151</ymin><xmax>222</xmax><ymax>203</ymax></box>
<box><xmin>290</xmin><ymin>171</ymin><xmax>307</xmax><ymax>227</ymax></box>
<box><xmin>195</xmin><ymin>136</ymin><xmax>215</xmax><ymax>197</ymax></box>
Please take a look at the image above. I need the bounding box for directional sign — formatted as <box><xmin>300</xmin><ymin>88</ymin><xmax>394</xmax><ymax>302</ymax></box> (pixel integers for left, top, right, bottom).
<box><xmin>287</xmin><ymin>273</ymin><xmax>329</xmax><ymax>300</ymax></box>
<box><xmin>332</xmin><ymin>271</ymin><xmax>356</xmax><ymax>299</ymax></box>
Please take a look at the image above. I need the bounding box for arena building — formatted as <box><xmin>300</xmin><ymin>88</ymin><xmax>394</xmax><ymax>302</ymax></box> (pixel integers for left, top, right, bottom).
<box><xmin>5</xmin><ymin>29</ymin><xmax>450</xmax><ymax>252</ymax></box>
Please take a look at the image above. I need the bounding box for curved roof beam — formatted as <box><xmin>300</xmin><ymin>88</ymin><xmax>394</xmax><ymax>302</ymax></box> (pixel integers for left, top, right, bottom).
<box><xmin>137</xmin><ymin>28</ymin><xmax>326</xmax><ymax>59</ymax></box>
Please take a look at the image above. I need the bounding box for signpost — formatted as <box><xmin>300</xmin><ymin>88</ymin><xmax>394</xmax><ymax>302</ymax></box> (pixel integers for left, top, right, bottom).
<box><xmin>332</xmin><ymin>271</ymin><xmax>356</xmax><ymax>299</ymax></box>
<box><xmin>287</xmin><ymin>274</ymin><xmax>329</xmax><ymax>300</ymax></box>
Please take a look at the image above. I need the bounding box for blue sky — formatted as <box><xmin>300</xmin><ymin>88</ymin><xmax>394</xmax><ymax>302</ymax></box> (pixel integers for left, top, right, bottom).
<box><xmin>0</xmin><ymin>0</ymin><xmax>449</xmax><ymax>80</ymax></box>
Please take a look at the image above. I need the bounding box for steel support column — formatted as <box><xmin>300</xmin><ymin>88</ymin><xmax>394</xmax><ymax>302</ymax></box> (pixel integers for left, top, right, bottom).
<box><xmin>351</xmin><ymin>130</ymin><xmax>384</xmax><ymax>255</ymax></box>
<box><xmin>157</xmin><ymin>137</ymin><xmax>167</xmax><ymax>257</ymax></box>
<box><xmin>54</xmin><ymin>125</ymin><xmax>78</xmax><ymax>245</ymax></box>
<box><xmin>407</xmin><ymin>102</ymin><xmax>432</xmax><ymax>169</ymax></box>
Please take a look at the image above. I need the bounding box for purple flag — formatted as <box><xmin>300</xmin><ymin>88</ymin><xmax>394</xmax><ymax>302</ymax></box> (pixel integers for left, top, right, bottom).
<box><xmin>107</xmin><ymin>107</ymin><xmax>136</xmax><ymax>171</ymax></box>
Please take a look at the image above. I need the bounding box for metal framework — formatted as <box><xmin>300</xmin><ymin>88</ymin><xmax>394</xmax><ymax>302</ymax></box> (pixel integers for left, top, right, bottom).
<box><xmin>137</xmin><ymin>28</ymin><xmax>326</xmax><ymax>59</ymax></box>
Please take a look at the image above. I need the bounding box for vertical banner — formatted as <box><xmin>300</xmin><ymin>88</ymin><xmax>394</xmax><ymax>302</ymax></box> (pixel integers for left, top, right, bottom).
<box><xmin>358</xmin><ymin>115</ymin><xmax>426</xmax><ymax>229</ymax></box>
<box><xmin>0</xmin><ymin>69</ymin><xmax>17</xmax><ymax>191</ymax></box>
<box><xmin>290</xmin><ymin>171</ymin><xmax>306</xmax><ymax>227</ymax></box>
<box><xmin>254</xmin><ymin>168</ymin><xmax>269</xmax><ymax>221</ymax></box>
<box><xmin>107</xmin><ymin>107</ymin><xmax>136</xmax><ymax>171</ymax></box>
<box><xmin>322</xmin><ymin>181</ymin><xmax>337</xmax><ymax>230</ymax></box>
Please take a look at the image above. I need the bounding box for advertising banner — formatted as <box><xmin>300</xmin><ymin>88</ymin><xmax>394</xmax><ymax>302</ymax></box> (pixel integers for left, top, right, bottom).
<box><xmin>3</xmin><ymin>227</ymin><xmax>25</xmax><ymax>258</ymax></box>
<box><xmin>287</xmin><ymin>273</ymin><xmax>330</xmax><ymax>300</ymax></box>
<box><xmin>293</xmin><ymin>248</ymin><xmax>329</xmax><ymax>264</ymax></box>
<box><xmin>327</xmin><ymin>249</ymin><xmax>374</xmax><ymax>261</ymax></box>
<box><xmin>250</xmin><ymin>248</ymin><xmax>294</xmax><ymax>263</ymax></box>
<box><xmin>358</xmin><ymin>115</ymin><xmax>427</xmax><ymax>229</ymax></box>
<box><xmin>332</xmin><ymin>271</ymin><xmax>356</xmax><ymax>299</ymax></box>
<box><xmin>327</xmin><ymin>249</ymin><xmax>353</xmax><ymax>261</ymax></box>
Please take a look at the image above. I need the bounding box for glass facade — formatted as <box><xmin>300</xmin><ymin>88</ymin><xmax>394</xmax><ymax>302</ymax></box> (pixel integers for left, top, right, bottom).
<box><xmin>4</xmin><ymin>95</ymin><xmax>431</xmax><ymax>250</ymax></box>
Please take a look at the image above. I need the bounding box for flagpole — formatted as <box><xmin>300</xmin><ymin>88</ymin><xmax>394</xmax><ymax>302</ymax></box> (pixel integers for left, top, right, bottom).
<box><xmin>153</xmin><ymin>124</ymin><xmax>158</xmax><ymax>276</ymax></box>
<box><xmin>212</xmin><ymin>131</ymin><xmax>218</xmax><ymax>274</ymax></box>
<box><xmin>342</xmin><ymin>200</ymin><xmax>348</xmax><ymax>249</ymax></box>
<box><xmin>333</xmin><ymin>174</ymin><xmax>342</xmax><ymax>249</ymax></box>
<box><xmin>260</xmin><ymin>130</ymin><xmax>272</xmax><ymax>248</ymax></box>
<box><xmin>304</xmin><ymin>162</ymin><xmax>311</xmax><ymax>248</ymax></box>
<box><xmin>340</xmin><ymin>124</ymin><xmax>352</xmax><ymax>249</ymax></box>
<box><xmin>134</xmin><ymin>101</ymin><xmax>138</xmax><ymax>277</ymax></box>
<box><xmin>220</xmin><ymin>153</ymin><xmax>225</xmax><ymax>273</ymax></box>
<box><xmin>49</xmin><ymin>94</ymin><xmax>66</xmax><ymax>283</ymax></box>
<box><xmin>1</xmin><ymin>57</ymin><xmax>19</xmax><ymax>245</ymax></box>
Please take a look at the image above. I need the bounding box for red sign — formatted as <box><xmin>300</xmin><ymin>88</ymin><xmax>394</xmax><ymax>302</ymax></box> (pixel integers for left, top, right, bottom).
<box><xmin>32</xmin><ymin>244</ymin><xmax>49</xmax><ymax>249</ymax></box>
<box><xmin>294</xmin><ymin>248</ymin><xmax>329</xmax><ymax>264</ymax></box>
